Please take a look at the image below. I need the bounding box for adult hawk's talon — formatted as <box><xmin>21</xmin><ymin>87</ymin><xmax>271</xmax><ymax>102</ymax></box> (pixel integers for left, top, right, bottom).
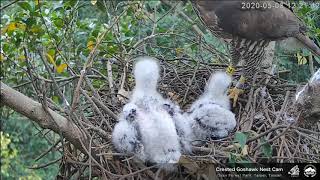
<box><xmin>228</xmin><ymin>87</ymin><xmax>244</xmax><ymax>107</ymax></box>
<box><xmin>226</xmin><ymin>66</ymin><xmax>236</xmax><ymax>76</ymax></box>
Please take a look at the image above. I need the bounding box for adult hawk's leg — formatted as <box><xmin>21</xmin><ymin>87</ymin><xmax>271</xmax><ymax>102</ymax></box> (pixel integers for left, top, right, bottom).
<box><xmin>228</xmin><ymin>38</ymin><xmax>270</xmax><ymax>106</ymax></box>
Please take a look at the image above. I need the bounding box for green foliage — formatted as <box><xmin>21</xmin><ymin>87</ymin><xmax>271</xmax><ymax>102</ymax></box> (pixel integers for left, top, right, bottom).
<box><xmin>276</xmin><ymin>1</ymin><xmax>320</xmax><ymax>83</ymax></box>
<box><xmin>1</xmin><ymin>114</ymin><xmax>59</xmax><ymax>179</ymax></box>
<box><xmin>234</xmin><ymin>132</ymin><xmax>248</xmax><ymax>149</ymax></box>
<box><xmin>227</xmin><ymin>132</ymin><xmax>251</xmax><ymax>164</ymax></box>
<box><xmin>1</xmin><ymin>132</ymin><xmax>18</xmax><ymax>177</ymax></box>
<box><xmin>261</xmin><ymin>138</ymin><xmax>272</xmax><ymax>158</ymax></box>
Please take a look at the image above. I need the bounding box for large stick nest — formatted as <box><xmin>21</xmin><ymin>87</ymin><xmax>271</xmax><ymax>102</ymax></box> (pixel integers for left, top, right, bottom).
<box><xmin>59</xmin><ymin>58</ymin><xmax>320</xmax><ymax>179</ymax></box>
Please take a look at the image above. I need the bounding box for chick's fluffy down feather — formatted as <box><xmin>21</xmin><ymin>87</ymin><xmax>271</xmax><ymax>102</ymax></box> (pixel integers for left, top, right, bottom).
<box><xmin>163</xmin><ymin>100</ymin><xmax>194</xmax><ymax>154</ymax></box>
<box><xmin>138</xmin><ymin>108</ymin><xmax>181</xmax><ymax>164</ymax></box>
<box><xmin>188</xmin><ymin>72</ymin><xmax>236</xmax><ymax>140</ymax></box>
<box><xmin>112</xmin><ymin>104</ymin><xmax>146</xmax><ymax>161</ymax></box>
<box><xmin>112</xmin><ymin>57</ymin><xmax>183</xmax><ymax>167</ymax></box>
<box><xmin>191</xmin><ymin>104</ymin><xmax>236</xmax><ymax>139</ymax></box>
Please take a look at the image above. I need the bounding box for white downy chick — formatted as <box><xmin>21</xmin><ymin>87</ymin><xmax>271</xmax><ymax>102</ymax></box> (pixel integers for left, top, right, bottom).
<box><xmin>163</xmin><ymin>100</ymin><xmax>194</xmax><ymax>154</ymax></box>
<box><xmin>112</xmin><ymin>103</ymin><xmax>146</xmax><ymax>161</ymax></box>
<box><xmin>112</xmin><ymin>57</ymin><xmax>181</xmax><ymax>167</ymax></box>
<box><xmin>188</xmin><ymin>72</ymin><xmax>236</xmax><ymax>140</ymax></box>
<box><xmin>133</xmin><ymin>57</ymin><xmax>193</xmax><ymax>154</ymax></box>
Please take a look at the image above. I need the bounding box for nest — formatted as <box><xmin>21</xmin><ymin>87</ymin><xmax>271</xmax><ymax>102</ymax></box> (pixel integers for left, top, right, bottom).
<box><xmin>59</xmin><ymin>58</ymin><xmax>320</xmax><ymax>179</ymax></box>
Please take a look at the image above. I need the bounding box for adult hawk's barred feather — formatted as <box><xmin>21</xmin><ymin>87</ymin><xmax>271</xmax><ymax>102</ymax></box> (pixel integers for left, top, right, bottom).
<box><xmin>191</xmin><ymin>0</ymin><xmax>320</xmax><ymax>105</ymax></box>
<box><xmin>192</xmin><ymin>0</ymin><xmax>320</xmax><ymax>58</ymax></box>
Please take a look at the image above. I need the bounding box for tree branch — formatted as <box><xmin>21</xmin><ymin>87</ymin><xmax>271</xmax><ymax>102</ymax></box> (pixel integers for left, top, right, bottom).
<box><xmin>0</xmin><ymin>82</ymin><xmax>91</xmax><ymax>155</ymax></box>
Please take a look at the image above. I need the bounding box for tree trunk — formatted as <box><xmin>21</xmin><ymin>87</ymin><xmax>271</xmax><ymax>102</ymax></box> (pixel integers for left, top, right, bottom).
<box><xmin>0</xmin><ymin>82</ymin><xmax>91</xmax><ymax>155</ymax></box>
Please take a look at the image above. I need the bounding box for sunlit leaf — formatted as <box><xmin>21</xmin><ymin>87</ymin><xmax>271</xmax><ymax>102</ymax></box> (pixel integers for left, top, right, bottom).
<box><xmin>0</xmin><ymin>54</ymin><xmax>5</xmax><ymax>62</ymax></box>
<box><xmin>91</xmin><ymin>0</ymin><xmax>97</xmax><ymax>5</ymax></box>
<box><xmin>17</xmin><ymin>55</ymin><xmax>26</xmax><ymax>61</ymax></box>
<box><xmin>63</xmin><ymin>0</ymin><xmax>77</xmax><ymax>8</ymax></box>
<box><xmin>56</xmin><ymin>63</ymin><xmax>67</xmax><ymax>73</ymax></box>
<box><xmin>87</xmin><ymin>40</ymin><xmax>95</xmax><ymax>51</ymax></box>
<box><xmin>19</xmin><ymin>61</ymin><xmax>27</xmax><ymax>67</ymax></box>
<box><xmin>47</xmin><ymin>49</ymin><xmax>55</xmax><ymax>57</ymax></box>
<box><xmin>53</xmin><ymin>18</ymin><xmax>64</xmax><ymax>28</ymax></box>
<box><xmin>45</xmin><ymin>53</ymin><xmax>56</xmax><ymax>66</ymax></box>
<box><xmin>35</xmin><ymin>0</ymin><xmax>40</xmax><ymax>5</ymax></box>
<box><xmin>175</xmin><ymin>48</ymin><xmax>184</xmax><ymax>56</ymax></box>
<box><xmin>297</xmin><ymin>52</ymin><xmax>307</xmax><ymax>65</ymax></box>
<box><xmin>30</xmin><ymin>25</ymin><xmax>43</xmax><ymax>34</ymax></box>
<box><xmin>16</xmin><ymin>23</ymin><xmax>26</xmax><ymax>31</ymax></box>
<box><xmin>5</xmin><ymin>22</ymin><xmax>17</xmax><ymax>32</ymax></box>
<box><xmin>52</xmin><ymin>96</ymin><xmax>60</xmax><ymax>104</ymax></box>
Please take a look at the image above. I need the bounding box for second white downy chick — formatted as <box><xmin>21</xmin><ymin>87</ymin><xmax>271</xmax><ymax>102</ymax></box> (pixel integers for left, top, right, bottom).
<box><xmin>188</xmin><ymin>72</ymin><xmax>237</xmax><ymax>141</ymax></box>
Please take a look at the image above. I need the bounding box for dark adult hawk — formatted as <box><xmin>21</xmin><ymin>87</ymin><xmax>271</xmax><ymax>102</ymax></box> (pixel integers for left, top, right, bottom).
<box><xmin>192</xmin><ymin>0</ymin><xmax>320</xmax><ymax>106</ymax></box>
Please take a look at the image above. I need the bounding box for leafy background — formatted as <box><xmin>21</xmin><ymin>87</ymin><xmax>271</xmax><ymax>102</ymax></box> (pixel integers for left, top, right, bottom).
<box><xmin>0</xmin><ymin>0</ymin><xmax>319</xmax><ymax>179</ymax></box>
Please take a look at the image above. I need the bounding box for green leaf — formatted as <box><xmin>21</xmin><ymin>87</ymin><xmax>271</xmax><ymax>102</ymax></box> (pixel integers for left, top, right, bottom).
<box><xmin>52</xmin><ymin>96</ymin><xmax>60</xmax><ymax>104</ymax></box>
<box><xmin>314</xmin><ymin>56</ymin><xmax>320</xmax><ymax>64</ymax></box>
<box><xmin>53</xmin><ymin>18</ymin><xmax>64</xmax><ymax>28</ymax></box>
<box><xmin>261</xmin><ymin>138</ymin><xmax>272</xmax><ymax>158</ymax></box>
<box><xmin>127</xmin><ymin>7</ymin><xmax>134</xmax><ymax>16</ymax></box>
<box><xmin>297</xmin><ymin>52</ymin><xmax>307</xmax><ymax>65</ymax></box>
<box><xmin>105</xmin><ymin>31</ymin><xmax>114</xmax><ymax>41</ymax></box>
<box><xmin>30</xmin><ymin>25</ymin><xmax>44</xmax><ymax>35</ymax></box>
<box><xmin>234</xmin><ymin>132</ymin><xmax>247</xmax><ymax>149</ymax></box>
<box><xmin>19</xmin><ymin>61</ymin><xmax>27</xmax><ymax>67</ymax></box>
<box><xmin>239</xmin><ymin>159</ymin><xmax>251</xmax><ymax>164</ymax></box>
<box><xmin>18</xmin><ymin>2</ymin><xmax>33</xmax><ymax>12</ymax></box>
<box><xmin>190</xmin><ymin>44</ymin><xmax>197</xmax><ymax>52</ymax></box>
<box><xmin>3</xmin><ymin>43</ymin><xmax>10</xmax><ymax>52</ymax></box>
<box><xmin>63</xmin><ymin>0</ymin><xmax>77</xmax><ymax>8</ymax></box>
<box><xmin>228</xmin><ymin>153</ymin><xmax>237</xmax><ymax>164</ymax></box>
<box><xmin>25</xmin><ymin>18</ymin><xmax>36</xmax><ymax>27</ymax></box>
<box><xmin>56</xmin><ymin>63</ymin><xmax>67</xmax><ymax>73</ymax></box>
<box><xmin>302</xmin><ymin>48</ymin><xmax>311</xmax><ymax>56</ymax></box>
<box><xmin>91</xmin><ymin>0</ymin><xmax>97</xmax><ymax>5</ymax></box>
<box><xmin>91</xmin><ymin>27</ymin><xmax>101</xmax><ymax>37</ymax></box>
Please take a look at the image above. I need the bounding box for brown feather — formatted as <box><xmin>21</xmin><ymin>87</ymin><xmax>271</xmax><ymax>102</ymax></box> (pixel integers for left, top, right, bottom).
<box><xmin>194</xmin><ymin>1</ymin><xmax>304</xmax><ymax>40</ymax></box>
<box><xmin>193</xmin><ymin>0</ymin><xmax>320</xmax><ymax>57</ymax></box>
